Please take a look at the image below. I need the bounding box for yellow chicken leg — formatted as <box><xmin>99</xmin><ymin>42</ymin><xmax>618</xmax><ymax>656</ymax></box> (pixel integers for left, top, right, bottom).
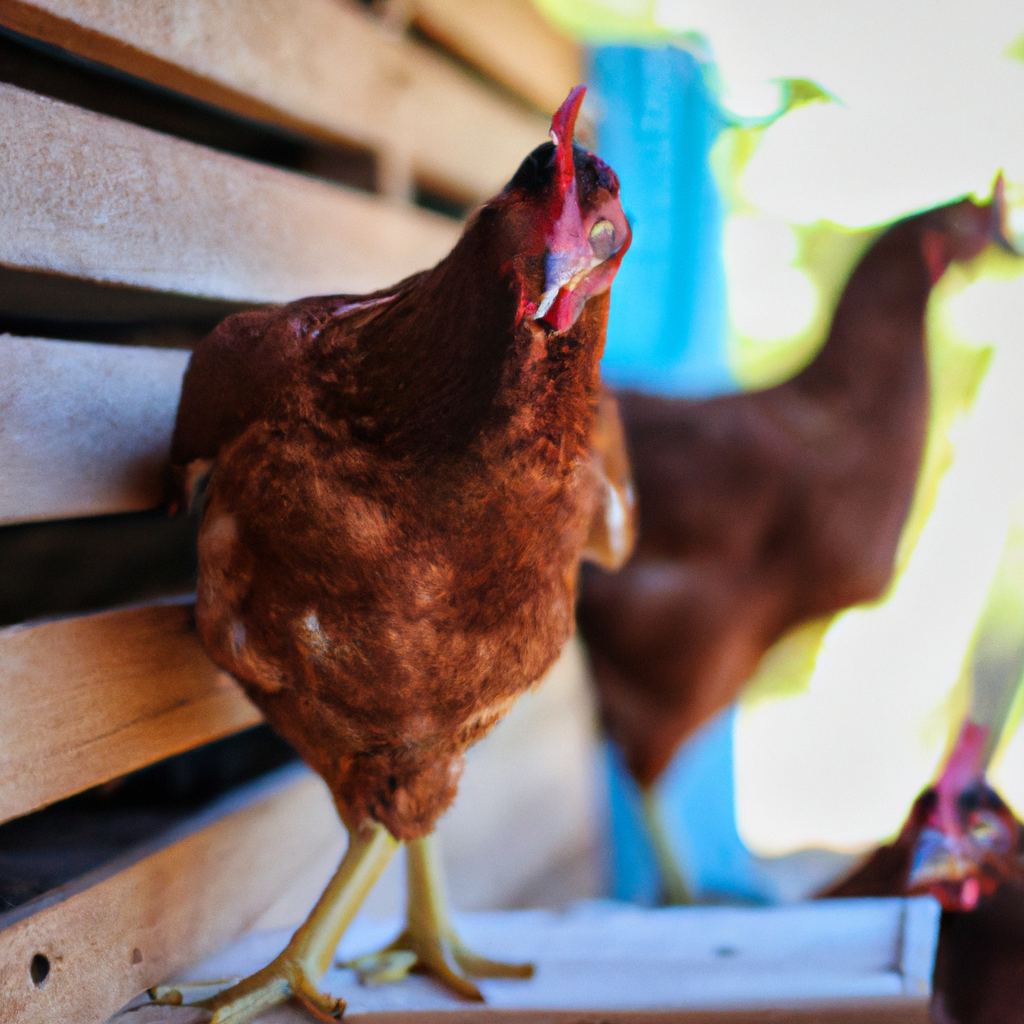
<box><xmin>151</xmin><ymin>822</ymin><xmax>397</xmax><ymax>1024</ymax></box>
<box><xmin>641</xmin><ymin>788</ymin><xmax>692</xmax><ymax>906</ymax></box>
<box><xmin>348</xmin><ymin>834</ymin><xmax>533</xmax><ymax>1000</ymax></box>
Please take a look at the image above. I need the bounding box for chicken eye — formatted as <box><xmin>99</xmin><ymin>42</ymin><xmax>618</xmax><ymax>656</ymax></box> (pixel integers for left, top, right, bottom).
<box><xmin>589</xmin><ymin>219</ymin><xmax>615</xmax><ymax>260</ymax></box>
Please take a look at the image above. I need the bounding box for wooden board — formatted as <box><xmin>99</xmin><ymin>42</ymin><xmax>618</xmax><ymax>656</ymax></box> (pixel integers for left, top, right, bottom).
<box><xmin>0</xmin><ymin>765</ymin><xmax>341</xmax><ymax>1024</ymax></box>
<box><xmin>114</xmin><ymin>1002</ymin><xmax>936</xmax><ymax>1024</ymax></box>
<box><xmin>0</xmin><ymin>600</ymin><xmax>262</xmax><ymax>826</ymax></box>
<box><xmin>120</xmin><ymin>896</ymin><xmax>941</xmax><ymax>1023</ymax></box>
<box><xmin>0</xmin><ymin>335</ymin><xmax>188</xmax><ymax>524</ymax></box>
<box><xmin>0</xmin><ymin>0</ymin><xmax>549</xmax><ymax>204</ymax></box>
<box><xmin>340</xmin><ymin>1011</ymin><xmax>926</xmax><ymax>1024</ymax></box>
<box><xmin>331</xmin><ymin>896</ymin><xmax>940</xmax><ymax>1018</ymax></box>
<box><xmin>0</xmin><ymin>82</ymin><xmax>461</xmax><ymax>303</ymax></box>
<box><xmin>411</xmin><ymin>0</ymin><xmax>584</xmax><ymax>115</ymax></box>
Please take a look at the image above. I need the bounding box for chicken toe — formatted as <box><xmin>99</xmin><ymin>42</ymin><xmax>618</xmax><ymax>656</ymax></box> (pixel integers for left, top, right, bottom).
<box><xmin>151</xmin><ymin>822</ymin><xmax>397</xmax><ymax>1024</ymax></box>
<box><xmin>346</xmin><ymin>834</ymin><xmax>532</xmax><ymax>1001</ymax></box>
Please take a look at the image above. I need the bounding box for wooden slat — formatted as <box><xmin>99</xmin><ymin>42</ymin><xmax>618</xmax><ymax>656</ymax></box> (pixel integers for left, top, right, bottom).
<box><xmin>0</xmin><ymin>0</ymin><xmax>549</xmax><ymax>203</ymax></box>
<box><xmin>411</xmin><ymin>0</ymin><xmax>584</xmax><ymax>115</ymax></box>
<box><xmin>0</xmin><ymin>335</ymin><xmax>188</xmax><ymax>524</ymax></box>
<box><xmin>0</xmin><ymin>765</ymin><xmax>341</xmax><ymax>1024</ymax></box>
<box><xmin>341</xmin><ymin>1009</ymin><xmax>927</xmax><ymax>1024</ymax></box>
<box><xmin>121</xmin><ymin>1001</ymin><xmax>935</xmax><ymax>1023</ymax></box>
<box><xmin>0</xmin><ymin>601</ymin><xmax>262</xmax><ymax>826</ymax></box>
<box><xmin>126</xmin><ymin>896</ymin><xmax>939</xmax><ymax>1023</ymax></box>
<box><xmin>0</xmin><ymin>82</ymin><xmax>461</xmax><ymax>303</ymax></box>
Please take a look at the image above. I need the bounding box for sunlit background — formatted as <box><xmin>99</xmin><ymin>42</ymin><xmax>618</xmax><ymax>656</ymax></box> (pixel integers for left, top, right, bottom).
<box><xmin>538</xmin><ymin>0</ymin><xmax>1024</xmax><ymax>882</ymax></box>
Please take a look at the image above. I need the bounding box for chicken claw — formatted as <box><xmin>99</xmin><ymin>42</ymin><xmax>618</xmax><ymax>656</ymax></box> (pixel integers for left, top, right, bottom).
<box><xmin>347</xmin><ymin>835</ymin><xmax>533</xmax><ymax>1000</ymax></box>
<box><xmin>151</xmin><ymin>823</ymin><xmax>397</xmax><ymax>1024</ymax></box>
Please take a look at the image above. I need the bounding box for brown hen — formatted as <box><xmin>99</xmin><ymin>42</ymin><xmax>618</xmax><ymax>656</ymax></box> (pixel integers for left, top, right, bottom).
<box><xmin>162</xmin><ymin>87</ymin><xmax>632</xmax><ymax>1022</ymax></box>
<box><xmin>577</xmin><ymin>184</ymin><xmax>1011</xmax><ymax>900</ymax></box>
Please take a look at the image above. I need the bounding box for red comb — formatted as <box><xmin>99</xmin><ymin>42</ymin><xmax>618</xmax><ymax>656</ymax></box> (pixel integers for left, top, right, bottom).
<box><xmin>551</xmin><ymin>85</ymin><xmax>586</xmax><ymax>194</ymax></box>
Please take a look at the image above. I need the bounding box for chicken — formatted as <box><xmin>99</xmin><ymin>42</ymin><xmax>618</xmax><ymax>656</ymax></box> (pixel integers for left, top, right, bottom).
<box><xmin>158</xmin><ymin>86</ymin><xmax>632</xmax><ymax>1022</ymax></box>
<box><xmin>822</xmin><ymin>721</ymin><xmax>1022</xmax><ymax>911</ymax></box>
<box><xmin>932</xmin><ymin>878</ymin><xmax>1024</xmax><ymax>1024</ymax></box>
<box><xmin>576</xmin><ymin>182</ymin><xmax>1012</xmax><ymax>901</ymax></box>
<box><xmin>826</xmin><ymin>510</ymin><xmax>1024</xmax><ymax>911</ymax></box>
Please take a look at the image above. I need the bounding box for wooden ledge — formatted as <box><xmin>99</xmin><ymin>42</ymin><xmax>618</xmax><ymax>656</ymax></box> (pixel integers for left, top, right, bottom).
<box><xmin>0</xmin><ymin>600</ymin><xmax>261</xmax><ymax>825</ymax></box>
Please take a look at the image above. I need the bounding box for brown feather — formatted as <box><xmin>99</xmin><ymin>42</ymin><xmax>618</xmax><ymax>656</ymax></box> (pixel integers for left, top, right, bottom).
<box><xmin>172</xmin><ymin>126</ymin><xmax>631</xmax><ymax>840</ymax></box>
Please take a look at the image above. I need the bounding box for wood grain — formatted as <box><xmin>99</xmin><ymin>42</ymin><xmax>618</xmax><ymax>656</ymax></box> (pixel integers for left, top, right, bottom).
<box><xmin>0</xmin><ymin>82</ymin><xmax>461</xmax><ymax>304</ymax></box>
<box><xmin>121</xmin><ymin>1001</ymin><xmax>934</xmax><ymax>1023</ymax></box>
<box><xmin>0</xmin><ymin>766</ymin><xmax>341</xmax><ymax>1024</ymax></box>
<box><xmin>343</xmin><ymin>1007</ymin><xmax>930</xmax><ymax>1023</ymax></box>
<box><xmin>411</xmin><ymin>0</ymin><xmax>583</xmax><ymax>115</ymax></box>
<box><xmin>120</xmin><ymin>895</ymin><xmax>939</xmax><ymax>1023</ymax></box>
<box><xmin>0</xmin><ymin>0</ymin><xmax>549</xmax><ymax>203</ymax></box>
<box><xmin>0</xmin><ymin>335</ymin><xmax>188</xmax><ymax>524</ymax></box>
<box><xmin>0</xmin><ymin>601</ymin><xmax>262</xmax><ymax>826</ymax></box>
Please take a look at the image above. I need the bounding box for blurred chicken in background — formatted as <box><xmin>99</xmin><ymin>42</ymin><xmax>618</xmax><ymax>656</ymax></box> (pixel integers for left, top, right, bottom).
<box><xmin>533</xmin><ymin>0</ymin><xmax>1024</xmax><ymax>910</ymax></box>
<box><xmin>578</xmin><ymin>186</ymin><xmax>1012</xmax><ymax>902</ymax></box>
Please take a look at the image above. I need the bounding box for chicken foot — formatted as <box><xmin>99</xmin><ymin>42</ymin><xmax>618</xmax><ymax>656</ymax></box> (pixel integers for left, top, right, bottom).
<box><xmin>641</xmin><ymin>788</ymin><xmax>692</xmax><ymax>906</ymax></box>
<box><xmin>150</xmin><ymin>821</ymin><xmax>398</xmax><ymax>1024</ymax></box>
<box><xmin>347</xmin><ymin>834</ymin><xmax>533</xmax><ymax>1000</ymax></box>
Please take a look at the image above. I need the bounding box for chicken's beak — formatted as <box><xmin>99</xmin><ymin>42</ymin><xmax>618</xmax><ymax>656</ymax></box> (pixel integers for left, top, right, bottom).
<box><xmin>990</xmin><ymin>173</ymin><xmax>1019</xmax><ymax>255</ymax></box>
<box><xmin>535</xmin><ymin>218</ymin><xmax>630</xmax><ymax>334</ymax></box>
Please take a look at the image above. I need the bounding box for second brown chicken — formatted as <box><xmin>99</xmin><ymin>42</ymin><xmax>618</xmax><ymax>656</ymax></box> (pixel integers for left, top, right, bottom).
<box><xmin>577</xmin><ymin>184</ymin><xmax>1012</xmax><ymax>898</ymax></box>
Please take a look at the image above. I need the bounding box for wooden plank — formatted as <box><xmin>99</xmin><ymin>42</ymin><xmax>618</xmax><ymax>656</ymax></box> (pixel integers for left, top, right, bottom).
<box><xmin>410</xmin><ymin>0</ymin><xmax>584</xmax><ymax>115</ymax></box>
<box><xmin>0</xmin><ymin>335</ymin><xmax>188</xmax><ymax>525</ymax></box>
<box><xmin>0</xmin><ymin>765</ymin><xmax>342</xmax><ymax>1024</ymax></box>
<box><xmin>120</xmin><ymin>1000</ymin><xmax>934</xmax><ymax>1023</ymax></box>
<box><xmin>127</xmin><ymin>897</ymin><xmax>939</xmax><ymax>1023</ymax></box>
<box><xmin>328</xmin><ymin>897</ymin><xmax>938</xmax><ymax>1018</ymax></box>
<box><xmin>342</xmin><ymin>1008</ymin><xmax>927</xmax><ymax>1023</ymax></box>
<box><xmin>0</xmin><ymin>0</ymin><xmax>549</xmax><ymax>204</ymax></box>
<box><xmin>0</xmin><ymin>82</ymin><xmax>461</xmax><ymax>303</ymax></box>
<box><xmin>0</xmin><ymin>601</ymin><xmax>262</xmax><ymax>826</ymax></box>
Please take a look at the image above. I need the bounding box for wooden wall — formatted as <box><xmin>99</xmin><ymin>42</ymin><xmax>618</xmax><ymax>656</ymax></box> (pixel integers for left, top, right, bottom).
<box><xmin>0</xmin><ymin>4</ymin><xmax>585</xmax><ymax>1021</ymax></box>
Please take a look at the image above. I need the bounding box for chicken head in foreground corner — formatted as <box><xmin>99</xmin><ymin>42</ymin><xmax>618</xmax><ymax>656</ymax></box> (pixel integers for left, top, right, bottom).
<box><xmin>157</xmin><ymin>86</ymin><xmax>633</xmax><ymax>1023</ymax></box>
<box><xmin>826</xmin><ymin>502</ymin><xmax>1024</xmax><ymax>912</ymax></box>
<box><xmin>577</xmin><ymin>179</ymin><xmax>1014</xmax><ymax>904</ymax></box>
